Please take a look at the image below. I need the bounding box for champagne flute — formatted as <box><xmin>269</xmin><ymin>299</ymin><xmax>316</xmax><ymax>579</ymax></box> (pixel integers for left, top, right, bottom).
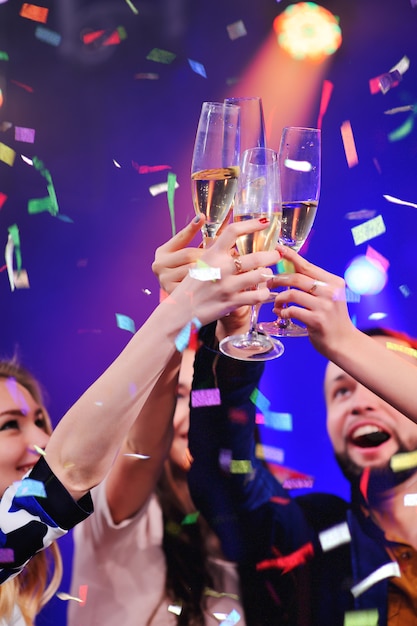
<box><xmin>224</xmin><ymin>96</ymin><xmax>266</xmax><ymax>155</ymax></box>
<box><xmin>260</xmin><ymin>126</ymin><xmax>321</xmax><ymax>337</ymax></box>
<box><xmin>219</xmin><ymin>147</ymin><xmax>285</xmax><ymax>361</ymax></box>
<box><xmin>191</xmin><ymin>101</ymin><xmax>240</xmax><ymax>247</ymax></box>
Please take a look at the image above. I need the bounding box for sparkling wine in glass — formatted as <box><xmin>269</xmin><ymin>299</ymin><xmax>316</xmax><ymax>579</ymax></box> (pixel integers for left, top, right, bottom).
<box><xmin>260</xmin><ymin>126</ymin><xmax>321</xmax><ymax>337</ymax></box>
<box><xmin>191</xmin><ymin>101</ymin><xmax>240</xmax><ymax>247</ymax></box>
<box><xmin>219</xmin><ymin>147</ymin><xmax>285</xmax><ymax>361</ymax></box>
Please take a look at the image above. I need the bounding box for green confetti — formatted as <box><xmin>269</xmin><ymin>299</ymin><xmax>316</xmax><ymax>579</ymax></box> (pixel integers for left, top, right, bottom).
<box><xmin>344</xmin><ymin>609</ymin><xmax>378</xmax><ymax>626</ymax></box>
<box><xmin>0</xmin><ymin>52</ymin><xmax>9</xmax><ymax>61</ymax></box>
<box><xmin>146</xmin><ymin>48</ymin><xmax>176</xmax><ymax>64</ymax></box>
<box><xmin>388</xmin><ymin>113</ymin><xmax>415</xmax><ymax>142</ymax></box>
<box><xmin>7</xmin><ymin>224</ymin><xmax>22</xmax><ymax>273</ymax></box>
<box><xmin>181</xmin><ymin>511</ymin><xmax>200</xmax><ymax>525</ymax></box>
<box><xmin>230</xmin><ymin>459</ymin><xmax>253</xmax><ymax>474</ymax></box>
<box><xmin>28</xmin><ymin>157</ymin><xmax>60</xmax><ymax>216</ymax></box>
<box><xmin>167</xmin><ymin>172</ymin><xmax>177</xmax><ymax>236</ymax></box>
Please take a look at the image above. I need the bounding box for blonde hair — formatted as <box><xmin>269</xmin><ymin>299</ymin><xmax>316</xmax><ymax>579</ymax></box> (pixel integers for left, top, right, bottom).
<box><xmin>0</xmin><ymin>358</ymin><xmax>63</xmax><ymax>625</ymax></box>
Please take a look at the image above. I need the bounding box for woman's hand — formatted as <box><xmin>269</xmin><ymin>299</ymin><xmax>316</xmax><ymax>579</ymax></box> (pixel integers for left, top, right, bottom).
<box><xmin>166</xmin><ymin>217</ymin><xmax>280</xmax><ymax>328</ymax></box>
<box><xmin>270</xmin><ymin>245</ymin><xmax>355</xmax><ymax>358</ymax></box>
<box><xmin>152</xmin><ymin>215</ymin><xmax>204</xmax><ymax>294</ymax></box>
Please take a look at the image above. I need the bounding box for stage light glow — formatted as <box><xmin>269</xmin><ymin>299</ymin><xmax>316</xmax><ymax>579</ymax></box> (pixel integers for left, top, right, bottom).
<box><xmin>273</xmin><ymin>2</ymin><xmax>342</xmax><ymax>61</ymax></box>
<box><xmin>344</xmin><ymin>255</ymin><xmax>387</xmax><ymax>296</ymax></box>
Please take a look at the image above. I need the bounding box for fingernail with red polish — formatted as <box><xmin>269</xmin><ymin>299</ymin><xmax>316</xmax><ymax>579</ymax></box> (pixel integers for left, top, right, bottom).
<box><xmin>259</xmin><ymin>217</ymin><xmax>270</xmax><ymax>224</ymax></box>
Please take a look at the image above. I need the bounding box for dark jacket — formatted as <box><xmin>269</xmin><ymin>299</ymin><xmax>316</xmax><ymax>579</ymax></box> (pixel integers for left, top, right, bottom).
<box><xmin>188</xmin><ymin>329</ymin><xmax>396</xmax><ymax>625</ymax></box>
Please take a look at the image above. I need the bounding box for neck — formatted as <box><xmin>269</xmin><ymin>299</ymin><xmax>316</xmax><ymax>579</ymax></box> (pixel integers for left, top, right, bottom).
<box><xmin>368</xmin><ymin>472</ymin><xmax>417</xmax><ymax>549</ymax></box>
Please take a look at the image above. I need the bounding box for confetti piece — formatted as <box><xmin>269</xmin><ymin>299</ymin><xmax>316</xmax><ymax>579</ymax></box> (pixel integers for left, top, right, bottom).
<box><xmin>317</xmin><ymin>79</ymin><xmax>333</xmax><ymax>129</ymax></box>
<box><xmin>134</xmin><ymin>72</ymin><xmax>159</xmax><ymax>80</ymax></box>
<box><xmin>404</xmin><ymin>493</ymin><xmax>417</xmax><ymax>506</ymax></box>
<box><xmin>20</xmin><ymin>3</ymin><xmax>49</xmax><ymax>23</ymax></box>
<box><xmin>181</xmin><ymin>511</ymin><xmax>200</xmax><ymax>525</ymax></box>
<box><xmin>0</xmin><ymin>548</ymin><xmax>14</xmax><ymax>563</ymax></box>
<box><xmin>344</xmin><ymin>609</ymin><xmax>379</xmax><ymax>626</ymax></box>
<box><xmin>282</xmin><ymin>477</ymin><xmax>314</xmax><ymax>489</ymax></box>
<box><xmin>230</xmin><ymin>459</ymin><xmax>253</xmax><ymax>474</ymax></box>
<box><xmin>388</xmin><ymin>114</ymin><xmax>414</xmax><ymax>142</ymax></box>
<box><xmin>219</xmin><ymin>448</ymin><xmax>232</xmax><ymax>472</ymax></box>
<box><xmin>227</xmin><ymin>20</ymin><xmax>247</xmax><ymax>40</ymax></box>
<box><xmin>0</xmin><ymin>142</ymin><xmax>16</xmax><ymax>166</ymax></box>
<box><xmin>0</xmin><ymin>52</ymin><xmax>9</xmax><ymax>61</ymax></box>
<box><xmin>366</xmin><ymin>245</ymin><xmax>389</xmax><ymax>271</ymax></box>
<box><xmin>167</xmin><ymin>171</ymin><xmax>177</xmax><ymax>236</ymax></box>
<box><xmin>284</xmin><ymin>158</ymin><xmax>312</xmax><ymax>172</ymax></box>
<box><xmin>262</xmin><ymin>412</ymin><xmax>292</xmax><ymax>431</ymax></box>
<box><xmin>188</xmin><ymin>59</ymin><xmax>207</xmax><ymax>78</ymax></box>
<box><xmin>319</xmin><ymin>522</ymin><xmax>351</xmax><ymax>552</ymax></box>
<box><xmin>340</xmin><ymin>120</ymin><xmax>358</xmax><ymax>168</ymax></box>
<box><xmin>174</xmin><ymin>317</ymin><xmax>202</xmax><ymax>352</ymax></box>
<box><xmin>276</xmin><ymin>258</ymin><xmax>295</xmax><ymax>274</ymax></box>
<box><xmin>368</xmin><ymin>312</ymin><xmax>386</xmax><ymax>321</ymax></box>
<box><xmin>189</xmin><ymin>265</ymin><xmax>221</xmax><ymax>281</ymax></box>
<box><xmin>220</xmin><ymin>609</ymin><xmax>241</xmax><ymax>625</ymax></box>
<box><xmin>5</xmin><ymin>234</ymin><xmax>15</xmax><ymax>292</ymax></box>
<box><xmin>351</xmin><ymin>562</ymin><xmax>400</xmax><ymax>598</ymax></box>
<box><xmin>56</xmin><ymin>592</ymin><xmax>84</xmax><ymax>603</ymax></box>
<box><xmin>32</xmin><ymin>444</ymin><xmax>46</xmax><ymax>456</ymax></box>
<box><xmin>383</xmin><ymin>194</ymin><xmax>417</xmax><ymax>209</ymax></box>
<box><xmin>28</xmin><ymin>157</ymin><xmax>59</xmax><ymax>215</ymax></box>
<box><xmin>191</xmin><ymin>388</ymin><xmax>221</xmax><ymax>407</ymax></box>
<box><xmin>168</xmin><ymin>604</ymin><xmax>182</xmax><ymax>616</ymax></box>
<box><xmin>115</xmin><ymin>313</ymin><xmax>136</xmax><ymax>333</ymax></box>
<box><xmin>15</xmin><ymin>478</ymin><xmax>47</xmax><ymax>498</ymax></box>
<box><xmin>345</xmin><ymin>288</ymin><xmax>361</xmax><ymax>303</ymax></box>
<box><xmin>35</xmin><ymin>25</ymin><xmax>61</xmax><ymax>46</ymax></box>
<box><xmin>10</xmin><ymin>80</ymin><xmax>34</xmax><ymax>93</ymax></box>
<box><xmin>386</xmin><ymin>341</ymin><xmax>417</xmax><ymax>360</ymax></box>
<box><xmin>15</xmin><ymin>126</ymin><xmax>35</xmax><ymax>143</ymax></box>
<box><xmin>204</xmin><ymin>588</ymin><xmax>239</xmax><ymax>601</ymax></box>
<box><xmin>123</xmin><ymin>453</ymin><xmax>150</xmax><ymax>460</ymax></box>
<box><xmin>78</xmin><ymin>584</ymin><xmax>88</xmax><ymax>606</ymax></box>
<box><xmin>384</xmin><ymin>105</ymin><xmax>415</xmax><ymax>115</ymax></box>
<box><xmin>13</xmin><ymin>269</ymin><xmax>29</xmax><ymax>289</ymax></box>
<box><xmin>149</xmin><ymin>180</ymin><xmax>179</xmax><ymax>197</ymax></box>
<box><xmin>113</xmin><ymin>159</ymin><xmax>121</xmax><ymax>168</ymax></box>
<box><xmin>257</xmin><ymin>542</ymin><xmax>314</xmax><ymax>574</ymax></box>
<box><xmin>378</xmin><ymin>70</ymin><xmax>402</xmax><ymax>95</ymax></box>
<box><xmin>351</xmin><ymin>215</ymin><xmax>386</xmax><ymax>246</ymax></box>
<box><xmin>146</xmin><ymin>48</ymin><xmax>176</xmax><ymax>64</ymax></box>
<box><xmin>0</xmin><ymin>192</ymin><xmax>7</xmax><ymax>209</ymax></box>
<box><xmin>391</xmin><ymin>451</ymin><xmax>417</xmax><ymax>473</ymax></box>
<box><xmin>142</xmin><ymin>288</ymin><xmax>151</xmax><ymax>295</ymax></box>
<box><xmin>391</xmin><ymin>55</ymin><xmax>410</xmax><ymax>76</ymax></box>
<box><xmin>344</xmin><ymin>209</ymin><xmax>376</xmax><ymax>220</ymax></box>
<box><xmin>124</xmin><ymin>0</ymin><xmax>139</xmax><ymax>14</ymax></box>
<box><xmin>8</xmin><ymin>224</ymin><xmax>22</xmax><ymax>274</ymax></box>
<box><xmin>132</xmin><ymin>162</ymin><xmax>171</xmax><ymax>174</ymax></box>
<box><xmin>255</xmin><ymin>443</ymin><xmax>284</xmax><ymax>464</ymax></box>
<box><xmin>250</xmin><ymin>387</ymin><xmax>271</xmax><ymax>414</ymax></box>
<box><xmin>399</xmin><ymin>284</ymin><xmax>411</xmax><ymax>298</ymax></box>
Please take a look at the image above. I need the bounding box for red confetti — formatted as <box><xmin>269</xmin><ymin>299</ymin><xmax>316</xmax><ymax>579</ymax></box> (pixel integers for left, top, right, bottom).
<box><xmin>340</xmin><ymin>120</ymin><xmax>359</xmax><ymax>168</ymax></box>
<box><xmin>317</xmin><ymin>80</ymin><xmax>334</xmax><ymax>129</ymax></box>
<box><xmin>0</xmin><ymin>192</ymin><xmax>7</xmax><ymax>209</ymax></box>
<box><xmin>256</xmin><ymin>542</ymin><xmax>314</xmax><ymax>574</ymax></box>
<box><xmin>20</xmin><ymin>3</ymin><xmax>49</xmax><ymax>23</ymax></box>
<box><xmin>132</xmin><ymin>161</ymin><xmax>172</xmax><ymax>174</ymax></box>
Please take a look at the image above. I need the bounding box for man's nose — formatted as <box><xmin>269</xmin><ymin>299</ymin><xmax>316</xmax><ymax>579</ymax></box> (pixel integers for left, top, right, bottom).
<box><xmin>350</xmin><ymin>385</ymin><xmax>379</xmax><ymax>415</ymax></box>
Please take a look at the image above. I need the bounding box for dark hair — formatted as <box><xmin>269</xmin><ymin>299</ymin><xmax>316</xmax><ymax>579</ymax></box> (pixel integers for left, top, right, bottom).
<box><xmin>361</xmin><ymin>326</ymin><xmax>417</xmax><ymax>350</ymax></box>
<box><xmin>155</xmin><ymin>462</ymin><xmax>213</xmax><ymax>626</ymax></box>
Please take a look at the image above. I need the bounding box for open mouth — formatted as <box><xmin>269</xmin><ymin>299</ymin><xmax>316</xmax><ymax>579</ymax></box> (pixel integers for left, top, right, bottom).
<box><xmin>350</xmin><ymin>425</ymin><xmax>391</xmax><ymax>448</ymax></box>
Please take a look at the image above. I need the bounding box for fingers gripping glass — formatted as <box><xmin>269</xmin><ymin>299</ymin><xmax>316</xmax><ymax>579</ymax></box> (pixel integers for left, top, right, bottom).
<box><xmin>260</xmin><ymin>127</ymin><xmax>321</xmax><ymax>338</ymax></box>
<box><xmin>219</xmin><ymin>148</ymin><xmax>285</xmax><ymax>361</ymax></box>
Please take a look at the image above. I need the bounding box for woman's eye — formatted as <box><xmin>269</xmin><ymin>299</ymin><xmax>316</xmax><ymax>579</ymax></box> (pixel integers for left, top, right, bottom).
<box><xmin>334</xmin><ymin>386</ymin><xmax>350</xmax><ymax>399</ymax></box>
<box><xmin>35</xmin><ymin>418</ymin><xmax>47</xmax><ymax>430</ymax></box>
<box><xmin>0</xmin><ymin>419</ymin><xmax>19</xmax><ymax>431</ymax></box>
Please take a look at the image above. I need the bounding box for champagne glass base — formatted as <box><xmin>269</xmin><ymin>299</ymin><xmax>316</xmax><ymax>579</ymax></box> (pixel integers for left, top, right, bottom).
<box><xmin>219</xmin><ymin>331</ymin><xmax>285</xmax><ymax>361</ymax></box>
<box><xmin>260</xmin><ymin>319</ymin><xmax>309</xmax><ymax>338</ymax></box>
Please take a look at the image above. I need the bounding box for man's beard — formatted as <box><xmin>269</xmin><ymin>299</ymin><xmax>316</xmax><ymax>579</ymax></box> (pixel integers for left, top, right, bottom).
<box><xmin>334</xmin><ymin>446</ymin><xmax>417</xmax><ymax>501</ymax></box>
